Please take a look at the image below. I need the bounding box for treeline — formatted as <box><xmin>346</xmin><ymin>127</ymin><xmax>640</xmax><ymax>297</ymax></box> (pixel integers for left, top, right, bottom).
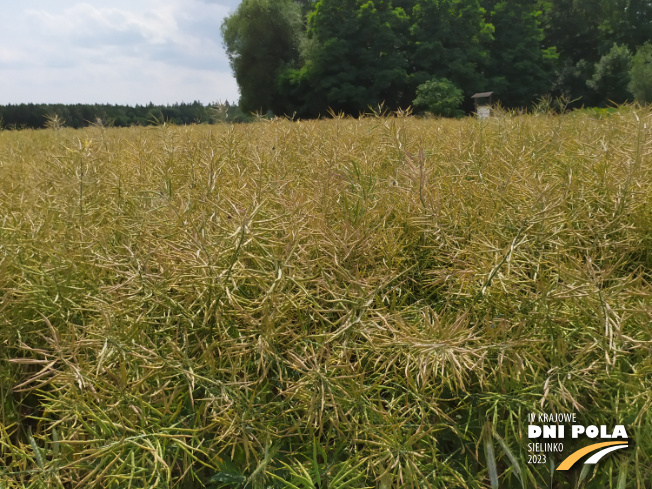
<box><xmin>0</xmin><ymin>101</ymin><xmax>250</xmax><ymax>130</ymax></box>
<box><xmin>222</xmin><ymin>0</ymin><xmax>652</xmax><ymax>117</ymax></box>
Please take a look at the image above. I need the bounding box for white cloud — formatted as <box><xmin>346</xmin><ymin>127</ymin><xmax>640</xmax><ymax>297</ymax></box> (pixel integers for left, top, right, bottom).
<box><xmin>0</xmin><ymin>47</ymin><xmax>24</xmax><ymax>65</ymax></box>
<box><xmin>0</xmin><ymin>0</ymin><xmax>240</xmax><ymax>105</ymax></box>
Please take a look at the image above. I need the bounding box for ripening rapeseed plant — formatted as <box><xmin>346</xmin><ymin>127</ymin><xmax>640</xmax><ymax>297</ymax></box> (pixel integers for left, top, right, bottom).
<box><xmin>0</xmin><ymin>108</ymin><xmax>651</xmax><ymax>488</ymax></box>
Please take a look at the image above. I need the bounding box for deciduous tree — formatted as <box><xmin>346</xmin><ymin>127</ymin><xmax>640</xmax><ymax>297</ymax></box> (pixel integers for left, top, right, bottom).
<box><xmin>409</xmin><ymin>0</ymin><xmax>493</xmax><ymax>100</ymax></box>
<box><xmin>482</xmin><ymin>0</ymin><xmax>557</xmax><ymax>107</ymax></box>
<box><xmin>587</xmin><ymin>43</ymin><xmax>632</xmax><ymax>105</ymax></box>
<box><xmin>629</xmin><ymin>42</ymin><xmax>652</xmax><ymax>103</ymax></box>
<box><xmin>295</xmin><ymin>0</ymin><xmax>410</xmax><ymax>116</ymax></box>
<box><xmin>221</xmin><ymin>0</ymin><xmax>303</xmax><ymax>114</ymax></box>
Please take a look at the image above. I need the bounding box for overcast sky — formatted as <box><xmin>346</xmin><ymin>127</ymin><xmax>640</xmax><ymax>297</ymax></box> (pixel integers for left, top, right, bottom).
<box><xmin>0</xmin><ymin>0</ymin><xmax>241</xmax><ymax>105</ymax></box>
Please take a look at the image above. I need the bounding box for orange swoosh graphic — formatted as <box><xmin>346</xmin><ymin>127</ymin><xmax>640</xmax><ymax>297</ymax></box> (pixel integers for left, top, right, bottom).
<box><xmin>557</xmin><ymin>441</ymin><xmax>628</xmax><ymax>471</ymax></box>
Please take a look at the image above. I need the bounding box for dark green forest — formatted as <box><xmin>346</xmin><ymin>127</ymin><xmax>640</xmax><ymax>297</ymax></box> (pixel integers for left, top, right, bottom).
<box><xmin>0</xmin><ymin>101</ymin><xmax>249</xmax><ymax>130</ymax></box>
<box><xmin>222</xmin><ymin>0</ymin><xmax>652</xmax><ymax>116</ymax></box>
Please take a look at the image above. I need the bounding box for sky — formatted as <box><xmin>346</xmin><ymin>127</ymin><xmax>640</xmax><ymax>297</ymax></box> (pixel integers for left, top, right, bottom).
<box><xmin>0</xmin><ymin>0</ymin><xmax>242</xmax><ymax>105</ymax></box>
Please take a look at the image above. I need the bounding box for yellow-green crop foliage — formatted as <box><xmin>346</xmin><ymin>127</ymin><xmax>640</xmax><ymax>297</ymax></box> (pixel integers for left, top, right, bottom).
<box><xmin>1</xmin><ymin>109</ymin><xmax>651</xmax><ymax>488</ymax></box>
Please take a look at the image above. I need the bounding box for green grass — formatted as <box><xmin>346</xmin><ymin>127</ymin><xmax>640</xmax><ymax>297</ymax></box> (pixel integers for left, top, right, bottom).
<box><xmin>1</xmin><ymin>108</ymin><xmax>651</xmax><ymax>488</ymax></box>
